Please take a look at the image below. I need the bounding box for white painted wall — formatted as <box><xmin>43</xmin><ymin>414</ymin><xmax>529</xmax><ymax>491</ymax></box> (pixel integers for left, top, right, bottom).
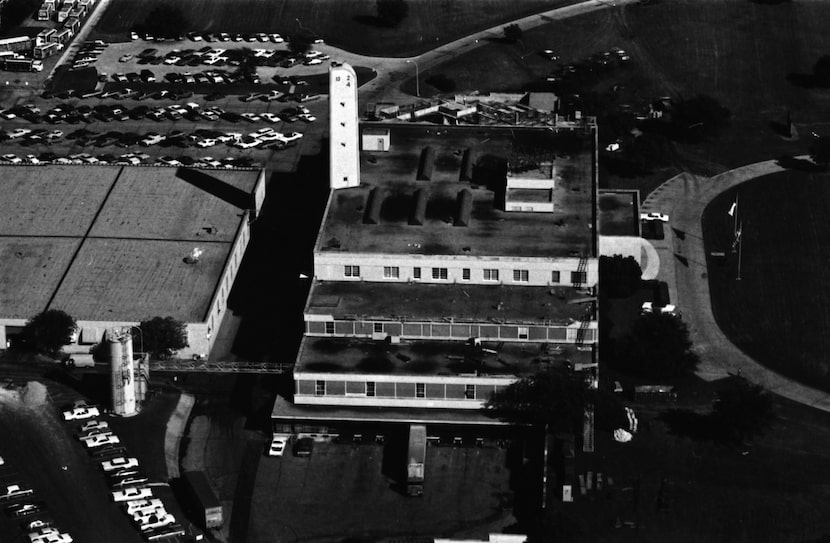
<box><xmin>314</xmin><ymin>251</ymin><xmax>598</xmax><ymax>287</ymax></box>
<box><xmin>329</xmin><ymin>63</ymin><xmax>360</xmax><ymax>190</ymax></box>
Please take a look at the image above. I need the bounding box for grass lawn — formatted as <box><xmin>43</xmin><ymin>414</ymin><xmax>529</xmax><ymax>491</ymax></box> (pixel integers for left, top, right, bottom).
<box><xmin>702</xmin><ymin>170</ymin><xmax>830</xmax><ymax>391</ymax></box>
<box><xmin>411</xmin><ymin>0</ymin><xmax>830</xmax><ymax>197</ymax></box>
<box><xmin>563</xmin><ymin>388</ymin><xmax>830</xmax><ymax>542</ymax></box>
<box><xmin>89</xmin><ymin>0</ymin><xmax>563</xmax><ymax>57</ymax></box>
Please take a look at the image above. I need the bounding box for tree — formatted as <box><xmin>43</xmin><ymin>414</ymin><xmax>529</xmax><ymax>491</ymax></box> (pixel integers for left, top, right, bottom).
<box><xmin>486</xmin><ymin>368</ymin><xmax>585</xmax><ymax>433</ymax></box>
<box><xmin>812</xmin><ymin>55</ymin><xmax>830</xmax><ymax>86</ymax></box>
<box><xmin>599</xmin><ymin>255</ymin><xmax>642</xmax><ymax>298</ymax></box>
<box><xmin>613</xmin><ymin>313</ymin><xmax>699</xmax><ymax>378</ymax></box>
<box><xmin>668</xmin><ymin>94</ymin><xmax>731</xmax><ymax>142</ymax></box>
<box><xmin>139</xmin><ymin>316</ymin><xmax>189</xmax><ymax>360</ymax></box>
<box><xmin>139</xmin><ymin>6</ymin><xmax>189</xmax><ymax>39</ymax></box>
<box><xmin>288</xmin><ymin>31</ymin><xmax>314</xmax><ymax>56</ymax></box>
<box><xmin>376</xmin><ymin>0</ymin><xmax>409</xmax><ymax>27</ymax></box>
<box><xmin>712</xmin><ymin>377</ymin><xmax>775</xmax><ymax>444</ymax></box>
<box><xmin>809</xmin><ymin>137</ymin><xmax>830</xmax><ymax>167</ymax></box>
<box><xmin>22</xmin><ymin>309</ymin><xmax>77</xmax><ymax>357</ymax></box>
<box><xmin>503</xmin><ymin>23</ymin><xmax>523</xmax><ymax>43</ymax></box>
<box><xmin>0</xmin><ymin>0</ymin><xmax>40</xmax><ymax>32</ymax></box>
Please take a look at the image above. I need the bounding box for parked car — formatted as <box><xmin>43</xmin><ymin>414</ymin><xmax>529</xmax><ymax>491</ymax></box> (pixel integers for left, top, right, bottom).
<box><xmin>5</xmin><ymin>502</ymin><xmax>43</xmax><ymax>517</ymax></box>
<box><xmin>101</xmin><ymin>456</ymin><xmax>139</xmax><ymax>472</ymax></box>
<box><xmin>268</xmin><ymin>435</ymin><xmax>289</xmax><ymax>457</ymax></box>
<box><xmin>293</xmin><ymin>437</ymin><xmax>313</xmax><ymax>457</ymax></box>
<box><xmin>640</xmin><ymin>212</ymin><xmax>669</xmax><ymax>222</ymax></box>
<box><xmin>82</xmin><ymin>434</ymin><xmax>120</xmax><ymax>449</ymax></box>
<box><xmin>0</xmin><ymin>484</ymin><xmax>34</xmax><ymax>501</ymax></box>
<box><xmin>112</xmin><ymin>486</ymin><xmax>152</xmax><ymax>503</ymax></box>
<box><xmin>63</xmin><ymin>405</ymin><xmax>100</xmax><ymax>421</ymax></box>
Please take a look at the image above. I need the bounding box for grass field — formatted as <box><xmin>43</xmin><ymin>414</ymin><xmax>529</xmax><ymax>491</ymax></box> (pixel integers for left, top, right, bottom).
<box><xmin>703</xmin><ymin>170</ymin><xmax>830</xmax><ymax>391</ymax></box>
<box><xmin>411</xmin><ymin>0</ymin><xmax>830</xmax><ymax>196</ymax></box>
<box><xmin>564</xmin><ymin>388</ymin><xmax>830</xmax><ymax>542</ymax></box>
<box><xmin>89</xmin><ymin>0</ymin><xmax>562</xmax><ymax>57</ymax></box>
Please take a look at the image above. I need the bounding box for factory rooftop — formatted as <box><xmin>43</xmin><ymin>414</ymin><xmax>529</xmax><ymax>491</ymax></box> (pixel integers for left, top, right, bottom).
<box><xmin>315</xmin><ymin>124</ymin><xmax>597</xmax><ymax>259</ymax></box>
<box><xmin>294</xmin><ymin>336</ymin><xmax>594</xmax><ymax>378</ymax></box>
<box><xmin>0</xmin><ymin>165</ymin><xmax>263</xmax><ymax>323</ymax></box>
<box><xmin>305</xmin><ymin>281</ymin><xmax>594</xmax><ymax>325</ymax></box>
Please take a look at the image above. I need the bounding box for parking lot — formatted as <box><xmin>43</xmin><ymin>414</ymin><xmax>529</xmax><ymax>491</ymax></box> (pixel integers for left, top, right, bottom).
<box><xmin>248</xmin><ymin>439</ymin><xmax>514</xmax><ymax>542</ymax></box>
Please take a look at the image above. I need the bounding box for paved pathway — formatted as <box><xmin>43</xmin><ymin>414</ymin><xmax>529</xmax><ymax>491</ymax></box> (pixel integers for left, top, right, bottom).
<box><xmin>641</xmin><ymin>160</ymin><xmax>830</xmax><ymax>412</ymax></box>
<box><xmin>309</xmin><ymin>0</ymin><xmax>642</xmax><ymax>104</ymax></box>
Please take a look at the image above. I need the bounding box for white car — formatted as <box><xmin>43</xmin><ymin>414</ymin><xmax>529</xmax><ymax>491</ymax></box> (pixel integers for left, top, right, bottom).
<box><xmin>82</xmin><ymin>434</ymin><xmax>120</xmax><ymax>448</ymax></box>
<box><xmin>24</xmin><ymin>155</ymin><xmax>43</xmax><ymax>165</ymax></box>
<box><xmin>640</xmin><ymin>212</ymin><xmax>669</xmax><ymax>222</ymax></box>
<box><xmin>260</xmin><ymin>112</ymin><xmax>281</xmax><ymax>123</ymax></box>
<box><xmin>112</xmin><ymin>486</ymin><xmax>152</xmax><ymax>502</ymax></box>
<box><xmin>7</xmin><ymin>128</ymin><xmax>31</xmax><ymax>139</ymax></box>
<box><xmin>102</xmin><ymin>457</ymin><xmax>138</xmax><ymax>472</ymax></box>
<box><xmin>298</xmin><ymin>113</ymin><xmax>316</xmax><ymax>123</ymax></box>
<box><xmin>280</xmin><ymin>132</ymin><xmax>303</xmax><ymax>143</ymax></box>
<box><xmin>79</xmin><ymin>420</ymin><xmax>108</xmax><ymax>433</ymax></box>
<box><xmin>137</xmin><ymin>512</ymin><xmax>175</xmax><ymax>531</ymax></box>
<box><xmin>63</xmin><ymin>406</ymin><xmax>100</xmax><ymax>421</ymax></box>
<box><xmin>78</xmin><ymin>429</ymin><xmax>113</xmax><ymax>441</ymax></box>
<box><xmin>199</xmin><ymin>157</ymin><xmax>223</xmax><ymax>167</ymax></box>
<box><xmin>1</xmin><ymin>154</ymin><xmax>22</xmax><ymax>164</ymax></box>
<box><xmin>28</xmin><ymin>528</ymin><xmax>72</xmax><ymax>543</ymax></box>
<box><xmin>303</xmin><ymin>58</ymin><xmax>323</xmax><ymax>66</ymax></box>
<box><xmin>196</xmin><ymin>138</ymin><xmax>217</xmax><ymax>148</ymax></box>
<box><xmin>140</xmin><ymin>134</ymin><xmax>165</xmax><ymax>146</ymax></box>
<box><xmin>240</xmin><ymin>112</ymin><xmax>261</xmax><ymax>122</ymax></box>
<box><xmin>124</xmin><ymin>498</ymin><xmax>163</xmax><ymax>516</ymax></box>
<box><xmin>235</xmin><ymin>137</ymin><xmax>262</xmax><ymax>149</ymax></box>
<box><xmin>268</xmin><ymin>435</ymin><xmax>289</xmax><ymax>457</ymax></box>
<box><xmin>157</xmin><ymin>156</ymin><xmax>182</xmax><ymax>167</ymax></box>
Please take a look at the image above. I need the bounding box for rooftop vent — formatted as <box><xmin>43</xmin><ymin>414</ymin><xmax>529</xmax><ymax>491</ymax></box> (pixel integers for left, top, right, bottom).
<box><xmin>417</xmin><ymin>146</ymin><xmax>435</xmax><ymax>181</ymax></box>
<box><xmin>410</xmin><ymin>188</ymin><xmax>428</xmax><ymax>225</ymax></box>
<box><xmin>363</xmin><ymin>187</ymin><xmax>384</xmax><ymax>225</ymax></box>
<box><xmin>184</xmin><ymin>247</ymin><xmax>203</xmax><ymax>264</ymax></box>
<box><xmin>454</xmin><ymin>189</ymin><xmax>472</xmax><ymax>227</ymax></box>
<box><xmin>459</xmin><ymin>147</ymin><xmax>476</xmax><ymax>182</ymax></box>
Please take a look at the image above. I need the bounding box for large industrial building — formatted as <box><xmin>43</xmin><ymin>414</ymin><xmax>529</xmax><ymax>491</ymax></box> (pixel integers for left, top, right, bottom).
<box><xmin>272</xmin><ymin>63</ymin><xmax>599</xmax><ymax>438</ymax></box>
<box><xmin>0</xmin><ymin>165</ymin><xmax>266</xmax><ymax>359</ymax></box>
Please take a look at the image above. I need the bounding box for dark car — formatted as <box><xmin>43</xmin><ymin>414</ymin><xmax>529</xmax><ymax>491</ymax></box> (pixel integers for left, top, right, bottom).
<box><xmin>293</xmin><ymin>437</ymin><xmax>313</xmax><ymax>457</ymax></box>
<box><xmin>5</xmin><ymin>502</ymin><xmax>44</xmax><ymax>518</ymax></box>
<box><xmin>90</xmin><ymin>444</ymin><xmax>126</xmax><ymax>458</ymax></box>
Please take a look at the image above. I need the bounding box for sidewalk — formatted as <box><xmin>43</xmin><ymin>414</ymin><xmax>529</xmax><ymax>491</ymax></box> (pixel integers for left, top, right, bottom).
<box><xmin>641</xmin><ymin>160</ymin><xmax>830</xmax><ymax>412</ymax></box>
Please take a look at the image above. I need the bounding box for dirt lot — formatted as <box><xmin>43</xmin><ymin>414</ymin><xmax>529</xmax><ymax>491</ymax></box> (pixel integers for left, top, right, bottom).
<box><xmin>89</xmin><ymin>0</ymin><xmax>568</xmax><ymax>57</ymax></box>
<box><xmin>248</xmin><ymin>440</ymin><xmax>514</xmax><ymax>542</ymax></box>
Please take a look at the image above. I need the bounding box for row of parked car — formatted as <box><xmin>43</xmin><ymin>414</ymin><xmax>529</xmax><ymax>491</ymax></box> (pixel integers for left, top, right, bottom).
<box><xmin>0</xmin><ymin>454</ymin><xmax>72</xmax><ymax>543</ymax></box>
<box><xmin>132</xmin><ymin>31</ymin><xmax>295</xmax><ymax>44</ymax></box>
<box><xmin>61</xmin><ymin>402</ymin><xmax>187</xmax><ymax>541</ymax></box>
<box><xmin>69</xmin><ymin>40</ymin><xmax>108</xmax><ymax>71</ymax></box>
<box><xmin>2</xmin><ymin>100</ymin><xmax>314</xmax><ymax>129</ymax></box>
<box><xmin>0</xmin><ymin>150</ymin><xmax>260</xmax><ymax>169</ymax></box>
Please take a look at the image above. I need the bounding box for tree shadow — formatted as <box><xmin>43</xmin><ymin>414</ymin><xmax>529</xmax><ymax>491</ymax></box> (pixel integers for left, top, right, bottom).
<box><xmin>786</xmin><ymin>72</ymin><xmax>823</xmax><ymax>88</ymax></box>
<box><xmin>769</xmin><ymin>120</ymin><xmax>796</xmax><ymax>139</ymax></box>
<box><xmin>353</xmin><ymin>14</ymin><xmax>388</xmax><ymax>27</ymax></box>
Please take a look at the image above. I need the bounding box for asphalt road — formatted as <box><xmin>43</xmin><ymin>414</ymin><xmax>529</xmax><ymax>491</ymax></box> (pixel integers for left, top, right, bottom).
<box><xmin>0</xmin><ymin>384</ymin><xmax>145</xmax><ymax>543</ymax></box>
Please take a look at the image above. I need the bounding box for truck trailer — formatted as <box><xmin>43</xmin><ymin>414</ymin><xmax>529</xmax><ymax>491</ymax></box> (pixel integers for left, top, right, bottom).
<box><xmin>406</xmin><ymin>424</ymin><xmax>426</xmax><ymax>497</ymax></box>
<box><xmin>182</xmin><ymin>471</ymin><xmax>223</xmax><ymax>529</ymax></box>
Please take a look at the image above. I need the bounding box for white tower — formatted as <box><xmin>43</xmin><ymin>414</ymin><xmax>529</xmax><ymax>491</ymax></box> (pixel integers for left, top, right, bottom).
<box><xmin>108</xmin><ymin>327</ymin><xmax>137</xmax><ymax>416</ymax></box>
<box><xmin>329</xmin><ymin>62</ymin><xmax>360</xmax><ymax>190</ymax></box>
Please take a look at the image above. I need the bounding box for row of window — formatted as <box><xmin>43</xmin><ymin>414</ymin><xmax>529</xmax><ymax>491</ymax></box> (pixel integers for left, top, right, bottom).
<box><xmin>315</xmin><ymin>380</ymin><xmax>476</xmax><ymax>399</ymax></box>
<box><xmin>349</xmin><ymin>266</ymin><xmax>586</xmax><ymax>284</ymax></box>
<box><xmin>323</xmin><ymin>321</ymin><xmax>544</xmax><ymax>339</ymax></box>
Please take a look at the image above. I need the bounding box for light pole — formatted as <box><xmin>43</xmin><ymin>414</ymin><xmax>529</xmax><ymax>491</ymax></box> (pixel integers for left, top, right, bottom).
<box><xmin>406</xmin><ymin>59</ymin><xmax>420</xmax><ymax>97</ymax></box>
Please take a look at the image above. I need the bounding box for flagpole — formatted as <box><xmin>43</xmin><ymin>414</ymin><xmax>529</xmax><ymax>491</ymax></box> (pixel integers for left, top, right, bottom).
<box><xmin>736</xmin><ymin>220</ymin><xmax>743</xmax><ymax>281</ymax></box>
<box><xmin>732</xmin><ymin>192</ymin><xmax>739</xmax><ymax>252</ymax></box>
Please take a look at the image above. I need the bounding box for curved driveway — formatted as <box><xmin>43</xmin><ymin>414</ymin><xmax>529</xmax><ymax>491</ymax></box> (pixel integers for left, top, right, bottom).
<box><xmin>641</xmin><ymin>160</ymin><xmax>830</xmax><ymax>412</ymax></box>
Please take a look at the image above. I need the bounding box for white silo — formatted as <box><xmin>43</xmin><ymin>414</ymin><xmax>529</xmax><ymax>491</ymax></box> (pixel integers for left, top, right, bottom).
<box><xmin>329</xmin><ymin>62</ymin><xmax>360</xmax><ymax>190</ymax></box>
<box><xmin>108</xmin><ymin>327</ymin><xmax>137</xmax><ymax>416</ymax></box>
